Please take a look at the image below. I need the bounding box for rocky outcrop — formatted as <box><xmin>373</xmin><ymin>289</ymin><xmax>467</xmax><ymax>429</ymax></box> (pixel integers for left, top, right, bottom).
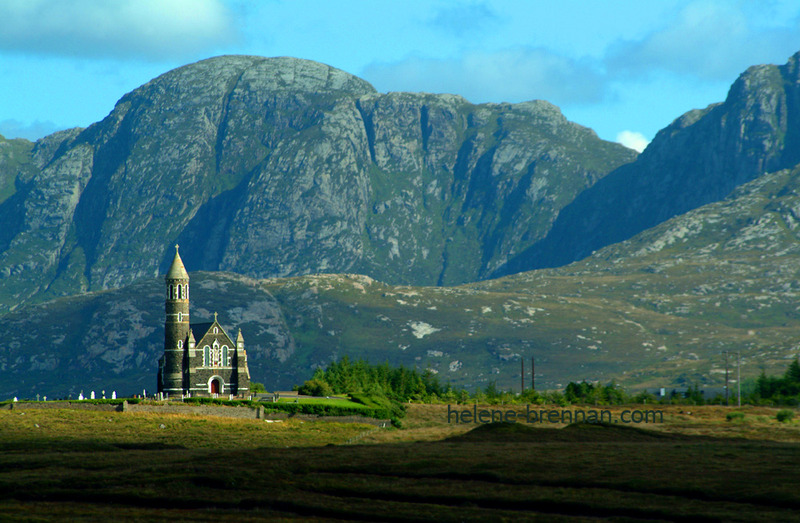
<box><xmin>7</xmin><ymin>53</ymin><xmax>800</xmax><ymax>398</ymax></box>
<box><xmin>0</xmin><ymin>55</ymin><xmax>633</xmax><ymax>313</ymax></box>
<box><xmin>499</xmin><ymin>51</ymin><xmax>800</xmax><ymax>274</ymax></box>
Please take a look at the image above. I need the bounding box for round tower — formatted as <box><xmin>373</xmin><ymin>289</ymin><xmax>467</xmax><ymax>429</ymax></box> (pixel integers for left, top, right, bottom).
<box><xmin>161</xmin><ymin>244</ymin><xmax>190</xmax><ymax>395</ymax></box>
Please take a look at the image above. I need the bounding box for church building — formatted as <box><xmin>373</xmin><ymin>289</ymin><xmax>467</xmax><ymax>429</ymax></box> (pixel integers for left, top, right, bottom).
<box><xmin>157</xmin><ymin>245</ymin><xmax>251</xmax><ymax>397</ymax></box>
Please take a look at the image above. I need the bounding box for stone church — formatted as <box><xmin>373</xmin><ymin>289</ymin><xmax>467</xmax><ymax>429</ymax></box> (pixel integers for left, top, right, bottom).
<box><xmin>157</xmin><ymin>245</ymin><xmax>250</xmax><ymax>397</ymax></box>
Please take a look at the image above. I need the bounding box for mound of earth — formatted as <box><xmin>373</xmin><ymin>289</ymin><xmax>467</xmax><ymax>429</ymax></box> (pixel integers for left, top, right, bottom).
<box><xmin>449</xmin><ymin>422</ymin><xmax>680</xmax><ymax>443</ymax></box>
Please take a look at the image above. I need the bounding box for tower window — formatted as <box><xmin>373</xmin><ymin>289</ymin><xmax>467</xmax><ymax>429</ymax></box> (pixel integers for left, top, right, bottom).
<box><xmin>177</xmin><ymin>340</ymin><xmax>183</xmax><ymax>349</ymax></box>
<box><xmin>177</xmin><ymin>312</ymin><xmax>182</xmax><ymax>322</ymax></box>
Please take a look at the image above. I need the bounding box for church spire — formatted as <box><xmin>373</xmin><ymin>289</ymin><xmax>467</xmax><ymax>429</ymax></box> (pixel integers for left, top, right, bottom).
<box><xmin>166</xmin><ymin>244</ymin><xmax>189</xmax><ymax>280</ymax></box>
<box><xmin>161</xmin><ymin>244</ymin><xmax>190</xmax><ymax>396</ymax></box>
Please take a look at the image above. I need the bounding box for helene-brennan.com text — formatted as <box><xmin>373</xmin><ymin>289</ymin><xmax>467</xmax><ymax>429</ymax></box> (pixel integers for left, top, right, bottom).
<box><xmin>447</xmin><ymin>405</ymin><xmax>664</xmax><ymax>425</ymax></box>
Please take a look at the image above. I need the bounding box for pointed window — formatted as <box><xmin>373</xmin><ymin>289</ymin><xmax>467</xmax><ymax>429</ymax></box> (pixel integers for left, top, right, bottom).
<box><xmin>222</xmin><ymin>346</ymin><xmax>229</xmax><ymax>366</ymax></box>
<box><xmin>177</xmin><ymin>340</ymin><xmax>183</xmax><ymax>349</ymax></box>
<box><xmin>210</xmin><ymin>341</ymin><xmax>222</xmax><ymax>367</ymax></box>
<box><xmin>204</xmin><ymin>345</ymin><xmax>210</xmax><ymax>366</ymax></box>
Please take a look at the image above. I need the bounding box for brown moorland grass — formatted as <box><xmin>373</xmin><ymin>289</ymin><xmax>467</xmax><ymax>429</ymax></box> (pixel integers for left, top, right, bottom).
<box><xmin>0</xmin><ymin>403</ymin><xmax>798</xmax><ymax>521</ymax></box>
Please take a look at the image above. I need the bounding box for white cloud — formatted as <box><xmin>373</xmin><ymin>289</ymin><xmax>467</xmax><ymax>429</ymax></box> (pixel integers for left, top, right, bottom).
<box><xmin>363</xmin><ymin>47</ymin><xmax>605</xmax><ymax>105</ymax></box>
<box><xmin>0</xmin><ymin>119</ymin><xmax>63</xmax><ymax>141</ymax></box>
<box><xmin>606</xmin><ymin>1</ymin><xmax>800</xmax><ymax>80</ymax></box>
<box><xmin>0</xmin><ymin>0</ymin><xmax>237</xmax><ymax>61</ymax></box>
<box><xmin>616</xmin><ymin>130</ymin><xmax>649</xmax><ymax>153</ymax></box>
<box><xmin>429</xmin><ymin>2</ymin><xmax>499</xmax><ymax>37</ymax></box>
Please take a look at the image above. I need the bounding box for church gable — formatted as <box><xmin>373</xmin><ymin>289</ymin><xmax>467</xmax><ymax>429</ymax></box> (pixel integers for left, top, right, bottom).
<box><xmin>193</xmin><ymin>321</ymin><xmax>235</xmax><ymax>368</ymax></box>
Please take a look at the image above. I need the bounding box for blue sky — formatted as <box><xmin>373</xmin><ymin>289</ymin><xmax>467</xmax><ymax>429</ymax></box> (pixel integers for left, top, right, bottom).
<box><xmin>1</xmin><ymin>1</ymin><xmax>799</xmax><ymax>152</ymax></box>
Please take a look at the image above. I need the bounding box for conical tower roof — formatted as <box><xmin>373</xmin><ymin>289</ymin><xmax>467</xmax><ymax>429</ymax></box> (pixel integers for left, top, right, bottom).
<box><xmin>166</xmin><ymin>245</ymin><xmax>189</xmax><ymax>280</ymax></box>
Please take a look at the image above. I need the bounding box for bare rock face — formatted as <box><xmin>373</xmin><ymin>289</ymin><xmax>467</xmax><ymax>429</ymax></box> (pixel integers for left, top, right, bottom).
<box><xmin>6</xmin><ymin>53</ymin><xmax>800</xmax><ymax>398</ymax></box>
<box><xmin>500</xmin><ymin>51</ymin><xmax>800</xmax><ymax>275</ymax></box>
<box><xmin>0</xmin><ymin>55</ymin><xmax>633</xmax><ymax>313</ymax></box>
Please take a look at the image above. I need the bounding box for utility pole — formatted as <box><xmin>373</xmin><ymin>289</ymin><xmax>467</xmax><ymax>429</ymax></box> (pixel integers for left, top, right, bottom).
<box><xmin>724</xmin><ymin>351</ymin><xmax>729</xmax><ymax>406</ymax></box>
<box><xmin>531</xmin><ymin>356</ymin><xmax>535</xmax><ymax>391</ymax></box>
<box><xmin>737</xmin><ymin>351</ymin><xmax>741</xmax><ymax>407</ymax></box>
<box><xmin>521</xmin><ymin>358</ymin><xmax>525</xmax><ymax>394</ymax></box>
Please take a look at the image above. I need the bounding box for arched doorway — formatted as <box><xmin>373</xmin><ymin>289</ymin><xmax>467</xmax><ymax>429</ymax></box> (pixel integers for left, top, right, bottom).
<box><xmin>210</xmin><ymin>378</ymin><xmax>221</xmax><ymax>394</ymax></box>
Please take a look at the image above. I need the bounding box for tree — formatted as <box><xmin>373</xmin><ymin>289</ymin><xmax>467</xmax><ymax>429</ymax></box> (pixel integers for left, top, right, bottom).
<box><xmin>784</xmin><ymin>358</ymin><xmax>800</xmax><ymax>384</ymax></box>
<box><xmin>297</xmin><ymin>379</ymin><xmax>334</xmax><ymax>397</ymax></box>
<box><xmin>249</xmin><ymin>382</ymin><xmax>267</xmax><ymax>393</ymax></box>
<box><xmin>685</xmin><ymin>383</ymin><xmax>704</xmax><ymax>405</ymax></box>
<box><xmin>565</xmin><ymin>381</ymin><xmax>595</xmax><ymax>404</ymax></box>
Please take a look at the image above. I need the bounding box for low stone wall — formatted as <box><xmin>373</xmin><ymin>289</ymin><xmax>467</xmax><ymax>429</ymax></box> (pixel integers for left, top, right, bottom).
<box><xmin>3</xmin><ymin>400</ymin><xmax>390</xmax><ymax>427</ymax></box>
<box><xmin>4</xmin><ymin>401</ymin><xmax>121</xmax><ymax>412</ymax></box>
<box><xmin>122</xmin><ymin>402</ymin><xmax>260</xmax><ymax>419</ymax></box>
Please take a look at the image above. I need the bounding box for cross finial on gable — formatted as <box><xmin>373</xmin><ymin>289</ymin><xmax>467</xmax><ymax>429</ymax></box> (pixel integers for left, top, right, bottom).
<box><xmin>214</xmin><ymin>311</ymin><xmax>218</xmax><ymax>322</ymax></box>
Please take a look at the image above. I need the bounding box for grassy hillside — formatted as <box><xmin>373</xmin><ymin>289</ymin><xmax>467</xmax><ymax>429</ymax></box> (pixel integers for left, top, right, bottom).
<box><xmin>0</xmin><ymin>404</ymin><xmax>798</xmax><ymax>521</ymax></box>
<box><xmin>0</xmin><ymin>134</ymin><xmax>33</xmax><ymax>204</ymax></box>
<box><xmin>5</xmin><ymin>167</ymin><xmax>800</xmax><ymax>399</ymax></box>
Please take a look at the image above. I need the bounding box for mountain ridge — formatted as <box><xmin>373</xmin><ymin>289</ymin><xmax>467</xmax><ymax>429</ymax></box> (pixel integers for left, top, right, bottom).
<box><xmin>0</xmin><ymin>55</ymin><xmax>634</xmax><ymax>314</ymax></box>
<box><xmin>498</xmin><ymin>51</ymin><xmax>800</xmax><ymax>275</ymax></box>
<box><xmin>4</xmin><ymin>53</ymin><xmax>800</xmax><ymax>397</ymax></box>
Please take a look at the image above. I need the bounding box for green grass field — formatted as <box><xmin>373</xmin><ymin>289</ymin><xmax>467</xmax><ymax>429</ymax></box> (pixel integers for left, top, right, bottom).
<box><xmin>274</xmin><ymin>396</ymin><xmax>361</xmax><ymax>407</ymax></box>
<box><xmin>0</xmin><ymin>403</ymin><xmax>799</xmax><ymax>521</ymax></box>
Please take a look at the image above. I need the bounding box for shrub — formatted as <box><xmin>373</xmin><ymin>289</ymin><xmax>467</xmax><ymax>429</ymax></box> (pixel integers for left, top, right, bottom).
<box><xmin>726</xmin><ymin>411</ymin><xmax>746</xmax><ymax>422</ymax></box>
<box><xmin>349</xmin><ymin>392</ymin><xmax>406</xmax><ymax>422</ymax></box>
<box><xmin>263</xmin><ymin>400</ymin><xmax>386</xmax><ymax>419</ymax></box>
<box><xmin>776</xmin><ymin>409</ymin><xmax>795</xmax><ymax>423</ymax></box>
<box><xmin>250</xmin><ymin>382</ymin><xmax>267</xmax><ymax>393</ymax></box>
<box><xmin>297</xmin><ymin>379</ymin><xmax>334</xmax><ymax>397</ymax></box>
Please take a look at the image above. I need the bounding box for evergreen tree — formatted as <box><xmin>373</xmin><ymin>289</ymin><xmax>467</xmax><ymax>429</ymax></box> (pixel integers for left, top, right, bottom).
<box><xmin>784</xmin><ymin>358</ymin><xmax>800</xmax><ymax>384</ymax></box>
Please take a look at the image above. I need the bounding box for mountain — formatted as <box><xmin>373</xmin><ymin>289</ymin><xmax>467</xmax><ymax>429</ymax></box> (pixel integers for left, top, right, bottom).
<box><xmin>0</xmin><ymin>134</ymin><xmax>34</xmax><ymax>203</ymax></box>
<box><xmin>0</xmin><ymin>55</ymin><xmax>634</xmax><ymax>315</ymax></box>
<box><xmin>498</xmin><ymin>51</ymin><xmax>800</xmax><ymax>275</ymax></box>
<box><xmin>5</xmin><ymin>52</ymin><xmax>800</xmax><ymax>398</ymax></box>
<box><xmin>5</xmin><ymin>159</ymin><xmax>800</xmax><ymax>398</ymax></box>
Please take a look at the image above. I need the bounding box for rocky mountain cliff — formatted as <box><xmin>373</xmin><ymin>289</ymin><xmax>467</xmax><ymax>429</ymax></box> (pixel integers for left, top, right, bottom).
<box><xmin>0</xmin><ymin>55</ymin><xmax>634</xmax><ymax>314</ymax></box>
<box><xmin>6</xmin><ymin>158</ymin><xmax>800</xmax><ymax>398</ymax></box>
<box><xmin>5</xmin><ymin>52</ymin><xmax>800</xmax><ymax>398</ymax></box>
<box><xmin>499</xmin><ymin>51</ymin><xmax>800</xmax><ymax>275</ymax></box>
